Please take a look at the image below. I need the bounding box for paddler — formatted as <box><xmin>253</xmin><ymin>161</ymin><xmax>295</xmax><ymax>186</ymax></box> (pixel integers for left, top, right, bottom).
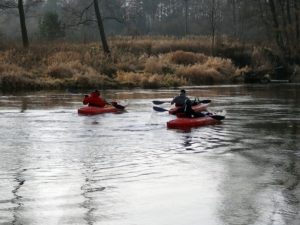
<box><xmin>83</xmin><ymin>90</ymin><xmax>107</xmax><ymax>107</ymax></box>
<box><xmin>171</xmin><ymin>89</ymin><xmax>205</xmax><ymax>118</ymax></box>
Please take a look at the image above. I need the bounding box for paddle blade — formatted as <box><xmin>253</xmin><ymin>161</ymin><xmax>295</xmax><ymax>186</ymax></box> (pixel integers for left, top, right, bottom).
<box><xmin>152</xmin><ymin>100</ymin><xmax>170</xmax><ymax>105</ymax></box>
<box><xmin>153</xmin><ymin>106</ymin><xmax>168</xmax><ymax>112</ymax></box>
<box><xmin>199</xmin><ymin>99</ymin><xmax>211</xmax><ymax>104</ymax></box>
<box><xmin>111</xmin><ymin>102</ymin><xmax>125</xmax><ymax>110</ymax></box>
<box><xmin>208</xmin><ymin>110</ymin><xmax>226</xmax><ymax>121</ymax></box>
<box><xmin>210</xmin><ymin>115</ymin><xmax>225</xmax><ymax>121</ymax></box>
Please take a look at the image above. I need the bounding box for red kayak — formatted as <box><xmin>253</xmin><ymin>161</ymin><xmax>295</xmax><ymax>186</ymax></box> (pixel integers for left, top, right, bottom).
<box><xmin>167</xmin><ymin>116</ymin><xmax>222</xmax><ymax>129</ymax></box>
<box><xmin>169</xmin><ymin>103</ymin><xmax>209</xmax><ymax>115</ymax></box>
<box><xmin>78</xmin><ymin>105</ymin><xmax>124</xmax><ymax>115</ymax></box>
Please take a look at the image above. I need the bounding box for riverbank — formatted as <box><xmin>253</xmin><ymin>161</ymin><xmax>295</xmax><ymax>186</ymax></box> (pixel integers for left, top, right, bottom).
<box><xmin>0</xmin><ymin>36</ymin><xmax>287</xmax><ymax>91</ymax></box>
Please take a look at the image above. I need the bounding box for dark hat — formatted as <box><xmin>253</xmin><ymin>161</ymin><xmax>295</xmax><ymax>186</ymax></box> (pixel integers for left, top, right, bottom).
<box><xmin>93</xmin><ymin>89</ymin><xmax>100</xmax><ymax>96</ymax></box>
<box><xmin>180</xmin><ymin>89</ymin><xmax>186</xmax><ymax>93</ymax></box>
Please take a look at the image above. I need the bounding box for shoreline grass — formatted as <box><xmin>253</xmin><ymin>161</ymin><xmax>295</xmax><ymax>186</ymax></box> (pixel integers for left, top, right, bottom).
<box><xmin>0</xmin><ymin>36</ymin><xmax>278</xmax><ymax>92</ymax></box>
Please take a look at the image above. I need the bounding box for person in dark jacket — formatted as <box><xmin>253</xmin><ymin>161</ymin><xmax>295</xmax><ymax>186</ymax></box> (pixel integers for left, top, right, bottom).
<box><xmin>171</xmin><ymin>89</ymin><xmax>189</xmax><ymax>107</ymax></box>
<box><xmin>171</xmin><ymin>89</ymin><xmax>205</xmax><ymax>118</ymax></box>
<box><xmin>83</xmin><ymin>90</ymin><xmax>107</xmax><ymax>107</ymax></box>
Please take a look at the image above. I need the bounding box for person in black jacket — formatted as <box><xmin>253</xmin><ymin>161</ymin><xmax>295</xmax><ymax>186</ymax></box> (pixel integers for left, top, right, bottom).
<box><xmin>171</xmin><ymin>90</ymin><xmax>205</xmax><ymax>118</ymax></box>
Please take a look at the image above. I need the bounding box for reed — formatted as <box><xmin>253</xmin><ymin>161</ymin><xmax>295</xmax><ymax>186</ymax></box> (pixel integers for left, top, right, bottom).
<box><xmin>0</xmin><ymin>36</ymin><xmax>255</xmax><ymax>91</ymax></box>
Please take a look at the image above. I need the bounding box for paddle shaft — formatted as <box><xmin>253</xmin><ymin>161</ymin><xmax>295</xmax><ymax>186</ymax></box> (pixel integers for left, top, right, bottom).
<box><xmin>153</xmin><ymin>106</ymin><xmax>225</xmax><ymax>121</ymax></box>
<box><xmin>152</xmin><ymin>99</ymin><xmax>211</xmax><ymax>105</ymax></box>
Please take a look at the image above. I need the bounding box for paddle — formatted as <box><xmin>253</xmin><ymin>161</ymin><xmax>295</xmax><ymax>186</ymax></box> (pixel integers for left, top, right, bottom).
<box><xmin>109</xmin><ymin>101</ymin><xmax>125</xmax><ymax>110</ymax></box>
<box><xmin>152</xmin><ymin>99</ymin><xmax>211</xmax><ymax>105</ymax></box>
<box><xmin>153</xmin><ymin>106</ymin><xmax>225</xmax><ymax>121</ymax></box>
<box><xmin>209</xmin><ymin>115</ymin><xmax>225</xmax><ymax>121</ymax></box>
<box><xmin>153</xmin><ymin>106</ymin><xmax>168</xmax><ymax>112</ymax></box>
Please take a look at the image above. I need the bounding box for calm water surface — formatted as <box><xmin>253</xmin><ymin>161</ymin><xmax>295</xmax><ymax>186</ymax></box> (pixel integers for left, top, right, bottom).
<box><xmin>0</xmin><ymin>84</ymin><xmax>299</xmax><ymax>225</ymax></box>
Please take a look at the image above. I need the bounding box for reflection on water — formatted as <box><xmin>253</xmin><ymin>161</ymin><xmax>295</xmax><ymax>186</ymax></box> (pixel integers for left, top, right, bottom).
<box><xmin>0</xmin><ymin>85</ymin><xmax>299</xmax><ymax>225</ymax></box>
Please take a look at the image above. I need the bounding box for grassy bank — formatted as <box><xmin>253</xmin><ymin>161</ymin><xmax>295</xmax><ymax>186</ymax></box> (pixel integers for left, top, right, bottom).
<box><xmin>0</xmin><ymin>36</ymin><xmax>274</xmax><ymax>91</ymax></box>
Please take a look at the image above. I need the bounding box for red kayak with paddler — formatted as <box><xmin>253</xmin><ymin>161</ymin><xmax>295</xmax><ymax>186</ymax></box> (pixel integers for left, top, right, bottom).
<box><xmin>78</xmin><ymin>90</ymin><xmax>125</xmax><ymax>115</ymax></box>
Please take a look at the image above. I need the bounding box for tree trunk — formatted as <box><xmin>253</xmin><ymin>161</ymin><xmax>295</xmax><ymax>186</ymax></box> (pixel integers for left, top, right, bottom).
<box><xmin>18</xmin><ymin>0</ymin><xmax>29</xmax><ymax>48</ymax></box>
<box><xmin>286</xmin><ymin>0</ymin><xmax>292</xmax><ymax>25</ymax></box>
<box><xmin>294</xmin><ymin>0</ymin><xmax>300</xmax><ymax>40</ymax></box>
<box><xmin>257</xmin><ymin>0</ymin><xmax>272</xmax><ymax>41</ymax></box>
<box><xmin>184</xmin><ymin>0</ymin><xmax>188</xmax><ymax>35</ymax></box>
<box><xmin>268</xmin><ymin>0</ymin><xmax>285</xmax><ymax>50</ymax></box>
<box><xmin>278</xmin><ymin>0</ymin><xmax>290</xmax><ymax>48</ymax></box>
<box><xmin>231</xmin><ymin>0</ymin><xmax>237</xmax><ymax>37</ymax></box>
<box><xmin>93</xmin><ymin>0</ymin><xmax>110</xmax><ymax>54</ymax></box>
<box><xmin>211</xmin><ymin>0</ymin><xmax>216</xmax><ymax>55</ymax></box>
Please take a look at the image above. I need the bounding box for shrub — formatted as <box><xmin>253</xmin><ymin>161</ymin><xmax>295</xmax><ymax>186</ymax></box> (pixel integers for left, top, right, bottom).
<box><xmin>176</xmin><ymin>65</ymin><xmax>223</xmax><ymax>84</ymax></box>
<box><xmin>1</xmin><ymin>48</ymin><xmax>44</xmax><ymax>69</ymax></box>
<box><xmin>47</xmin><ymin>60</ymin><xmax>98</xmax><ymax>77</ymax></box>
<box><xmin>115</xmin><ymin>71</ymin><xmax>186</xmax><ymax>88</ymax></box>
<box><xmin>100</xmin><ymin>63</ymin><xmax>117</xmax><ymax>77</ymax></box>
<box><xmin>72</xmin><ymin>74</ymin><xmax>116</xmax><ymax>89</ymax></box>
<box><xmin>47</xmin><ymin>65</ymin><xmax>73</xmax><ymax>79</ymax></box>
<box><xmin>169</xmin><ymin>51</ymin><xmax>207</xmax><ymax>65</ymax></box>
<box><xmin>144</xmin><ymin>56</ymin><xmax>164</xmax><ymax>74</ymax></box>
<box><xmin>47</xmin><ymin>51</ymin><xmax>82</xmax><ymax>65</ymax></box>
<box><xmin>205</xmin><ymin>57</ymin><xmax>235</xmax><ymax>76</ymax></box>
<box><xmin>162</xmin><ymin>74</ymin><xmax>187</xmax><ymax>87</ymax></box>
<box><xmin>251</xmin><ymin>47</ymin><xmax>275</xmax><ymax>70</ymax></box>
<box><xmin>0</xmin><ymin>74</ymin><xmax>35</xmax><ymax>90</ymax></box>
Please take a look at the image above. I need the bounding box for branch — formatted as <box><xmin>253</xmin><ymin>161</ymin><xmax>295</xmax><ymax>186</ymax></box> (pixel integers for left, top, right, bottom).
<box><xmin>102</xmin><ymin>16</ymin><xmax>125</xmax><ymax>24</ymax></box>
<box><xmin>62</xmin><ymin>0</ymin><xmax>125</xmax><ymax>29</ymax></box>
<box><xmin>0</xmin><ymin>0</ymin><xmax>17</xmax><ymax>10</ymax></box>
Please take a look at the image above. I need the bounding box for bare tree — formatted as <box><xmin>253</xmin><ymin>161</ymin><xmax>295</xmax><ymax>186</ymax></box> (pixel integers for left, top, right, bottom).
<box><xmin>93</xmin><ymin>0</ymin><xmax>110</xmax><ymax>54</ymax></box>
<box><xmin>18</xmin><ymin>0</ymin><xmax>29</xmax><ymax>47</ymax></box>
<box><xmin>294</xmin><ymin>0</ymin><xmax>300</xmax><ymax>41</ymax></box>
<box><xmin>184</xmin><ymin>0</ymin><xmax>189</xmax><ymax>35</ymax></box>
<box><xmin>60</xmin><ymin>0</ymin><xmax>111</xmax><ymax>54</ymax></box>
<box><xmin>0</xmin><ymin>0</ymin><xmax>42</xmax><ymax>48</ymax></box>
<box><xmin>210</xmin><ymin>0</ymin><xmax>218</xmax><ymax>55</ymax></box>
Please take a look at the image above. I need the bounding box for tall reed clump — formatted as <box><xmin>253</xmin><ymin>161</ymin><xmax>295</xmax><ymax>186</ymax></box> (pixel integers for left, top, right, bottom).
<box><xmin>152</xmin><ymin>38</ymin><xmax>212</xmax><ymax>54</ymax></box>
<box><xmin>115</xmin><ymin>71</ymin><xmax>186</xmax><ymax>88</ymax></box>
<box><xmin>176</xmin><ymin>57</ymin><xmax>236</xmax><ymax>84</ymax></box>
<box><xmin>46</xmin><ymin>58</ymin><xmax>117</xmax><ymax>89</ymax></box>
<box><xmin>0</xmin><ymin>63</ymin><xmax>45</xmax><ymax>91</ymax></box>
<box><xmin>251</xmin><ymin>47</ymin><xmax>274</xmax><ymax>71</ymax></box>
<box><xmin>144</xmin><ymin>56</ymin><xmax>175</xmax><ymax>74</ymax></box>
<box><xmin>169</xmin><ymin>51</ymin><xmax>207</xmax><ymax>65</ymax></box>
<box><xmin>113</xmin><ymin>36</ymin><xmax>214</xmax><ymax>55</ymax></box>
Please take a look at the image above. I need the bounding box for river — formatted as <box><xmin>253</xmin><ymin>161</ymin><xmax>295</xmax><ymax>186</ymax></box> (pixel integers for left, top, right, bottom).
<box><xmin>0</xmin><ymin>84</ymin><xmax>299</xmax><ymax>225</ymax></box>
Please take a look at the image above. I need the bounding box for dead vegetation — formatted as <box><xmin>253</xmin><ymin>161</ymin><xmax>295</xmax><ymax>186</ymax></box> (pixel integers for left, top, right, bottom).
<box><xmin>0</xmin><ymin>36</ymin><xmax>254</xmax><ymax>91</ymax></box>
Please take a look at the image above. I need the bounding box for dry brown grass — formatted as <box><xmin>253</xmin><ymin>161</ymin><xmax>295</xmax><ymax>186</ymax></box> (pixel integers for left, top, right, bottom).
<box><xmin>144</xmin><ymin>56</ymin><xmax>175</xmax><ymax>74</ymax></box>
<box><xmin>0</xmin><ymin>36</ymin><xmax>255</xmax><ymax>91</ymax></box>
<box><xmin>175</xmin><ymin>57</ymin><xmax>236</xmax><ymax>84</ymax></box>
<box><xmin>47</xmin><ymin>51</ymin><xmax>82</xmax><ymax>65</ymax></box>
<box><xmin>46</xmin><ymin>61</ymin><xmax>97</xmax><ymax>78</ymax></box>
<box><xmin>112</xmin><ymin>36</ymin><xmax>213</xmax><ymax>55</ymax></box>
<box><xmin>0</xmin><ymin>63</ymin><xmax>45</xmax><ymax>90</ymax></box>
<box><xmin>169</xmin><ymin>51</ymin><xmax>207</xmax><ymax>65</ymax></box>
<box><xmin>115</xmin><ymin>71</ymin><xmax>186</xmax><ymax>88</ymax></box>
<box><xmin>251</xmin><ymin>47</ymin><xmax>274</xmax><ymax>70</ymax></box>
<box><xmin>177</xmin><ymin>65</ymin><xmax>223</xmax><ymax>84</ymax></box>
<box><xmin>205</xmin><ymin>57</ymin><xmax>236</xmax><ymax>76</ymax></box>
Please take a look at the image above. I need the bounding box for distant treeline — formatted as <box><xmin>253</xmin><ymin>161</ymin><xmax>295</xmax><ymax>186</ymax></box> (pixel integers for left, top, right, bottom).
<box><xmin>0</xmin><ymin>1</ymin><xmax>299</xmax><ymax>61</ymax></box>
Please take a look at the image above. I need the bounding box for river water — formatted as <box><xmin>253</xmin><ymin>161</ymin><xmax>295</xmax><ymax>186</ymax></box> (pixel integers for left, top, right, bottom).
<box><xmin>0</xmin><ymin>84</ymin><xmax>299</xmax><ymax>225</ymax></box>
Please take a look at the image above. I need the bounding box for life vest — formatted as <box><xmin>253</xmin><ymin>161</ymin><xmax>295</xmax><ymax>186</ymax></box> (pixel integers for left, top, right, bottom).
<box><xmin>83</xmin><ymin>92</ymin><xmax>106</xmax><ymax>107</ymax></box>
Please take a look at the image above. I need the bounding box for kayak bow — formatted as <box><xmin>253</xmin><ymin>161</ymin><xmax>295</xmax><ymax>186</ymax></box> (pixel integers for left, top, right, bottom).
<box><xmin>78</xmin><ymin>105</ymin><xmax>124</xmax><ymax>115</ymax></box>
<box><xmin>167</xmin><ymin>116</ymin><xmax>222</xmax><ymax>129</ymax></box>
